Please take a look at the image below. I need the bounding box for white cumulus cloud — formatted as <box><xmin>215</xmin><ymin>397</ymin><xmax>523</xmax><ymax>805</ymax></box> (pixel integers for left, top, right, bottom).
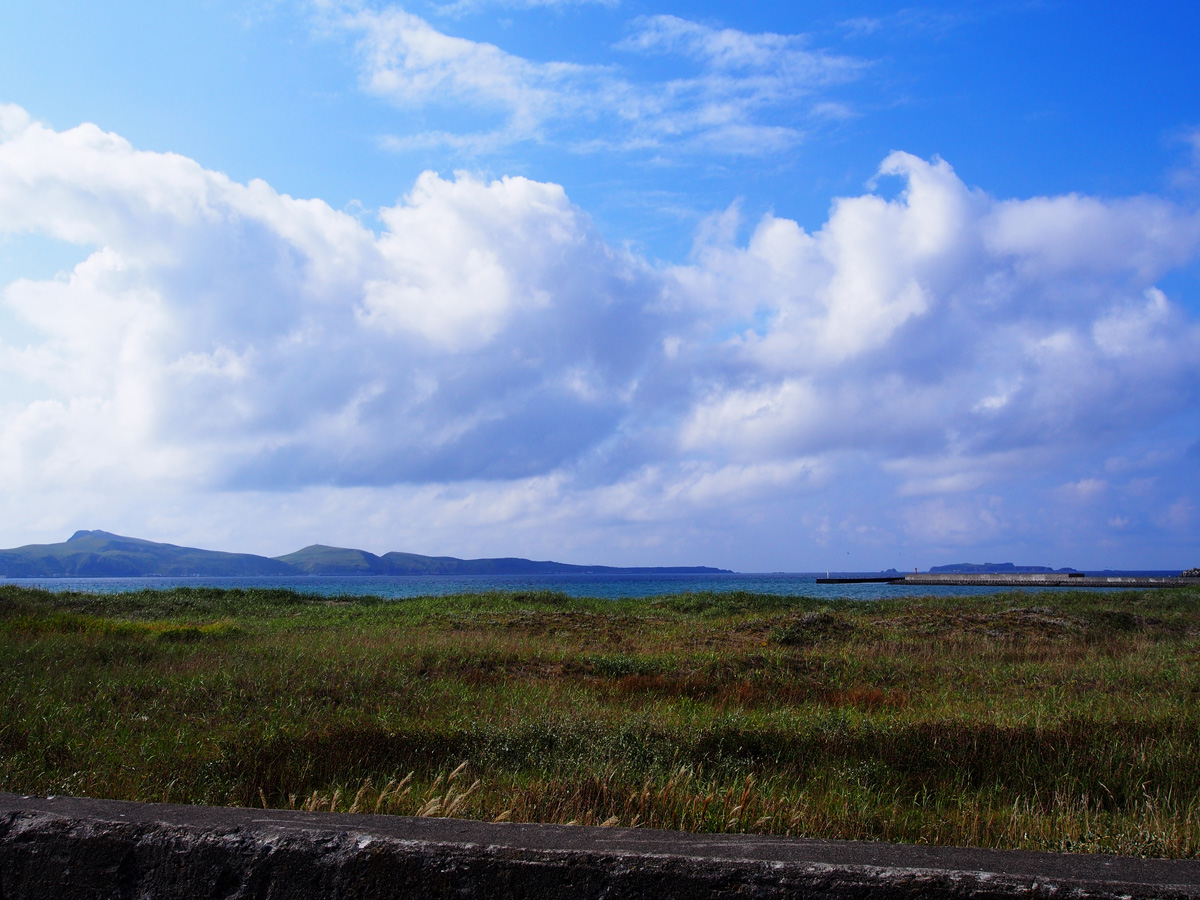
<box><xmin>1</xmin><ymin>105</ymin><xmax>1198</xmax><ymax>566</ymax></box>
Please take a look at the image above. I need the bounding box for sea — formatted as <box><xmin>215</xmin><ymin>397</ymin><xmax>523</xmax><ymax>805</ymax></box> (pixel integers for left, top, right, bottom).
<box><xmin>0</xmin><ymin>571</ymin><xmax>1176</xmax><ymax>601</ymax></box>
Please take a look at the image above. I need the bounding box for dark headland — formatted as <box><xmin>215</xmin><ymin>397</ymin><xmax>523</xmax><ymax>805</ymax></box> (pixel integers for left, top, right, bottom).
<box><xmin>0</xmin><ymin>530</ymin><xmax>732</xmax><ymax>578</ymax></box>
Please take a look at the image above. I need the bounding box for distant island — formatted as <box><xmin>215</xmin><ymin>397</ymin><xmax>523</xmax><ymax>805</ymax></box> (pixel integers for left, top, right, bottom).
<box><xmin>928</xmin><ymin>562</ymin><xmax>1081</xmax><ymax>574</ymax></box>
<box><xmin>0</xmin><ymin>530</ymin><xmax>733</xmax><ymax>578</ymax></box>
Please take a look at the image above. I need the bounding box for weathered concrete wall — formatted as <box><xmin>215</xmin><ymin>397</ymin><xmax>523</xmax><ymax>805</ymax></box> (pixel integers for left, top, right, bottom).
<box><xmin>2</xmin><ymin>793</ymin><xmax>1199</xmax><ymax>899</ymax></box>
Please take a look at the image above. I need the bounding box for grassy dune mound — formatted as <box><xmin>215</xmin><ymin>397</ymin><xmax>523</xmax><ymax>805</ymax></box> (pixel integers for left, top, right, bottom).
<box><xmin>1</xmin><ymin>584</ymin><xmax>1198</xmax><ymax>857</ymax></box>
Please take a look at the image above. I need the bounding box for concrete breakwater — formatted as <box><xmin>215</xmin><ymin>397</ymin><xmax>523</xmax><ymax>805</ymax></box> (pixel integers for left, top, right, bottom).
<box><xmin>818</xmin><ymin>574</ymin><xmax>1200</xmax><ymax>587</ymax></box>
<box><xmin>3</xmin><ymin>793</ymin><xmax>1200</xmax><ymax>899</ymax></box>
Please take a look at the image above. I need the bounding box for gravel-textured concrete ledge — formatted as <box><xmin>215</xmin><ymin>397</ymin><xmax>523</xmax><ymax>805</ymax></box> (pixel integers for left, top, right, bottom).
<box><xmin>2</xmin><ymin>793</ymin><xmax>1199</xmax><ymax>899</ymax></box>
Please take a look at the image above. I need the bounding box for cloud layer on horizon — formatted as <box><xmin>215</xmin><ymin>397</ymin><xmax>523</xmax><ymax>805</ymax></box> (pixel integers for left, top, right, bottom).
<box><xmin>1</xmin><ymin>104</ymin><xmax>1198</xmax><ymax>566</ymax></box>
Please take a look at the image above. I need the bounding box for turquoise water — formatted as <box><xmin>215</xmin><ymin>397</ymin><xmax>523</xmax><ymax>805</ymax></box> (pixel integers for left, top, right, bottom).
<box><xmin>0</xmin><ymin>572</ymin><xmax>1133</xmax><ymax>601</ymax></box>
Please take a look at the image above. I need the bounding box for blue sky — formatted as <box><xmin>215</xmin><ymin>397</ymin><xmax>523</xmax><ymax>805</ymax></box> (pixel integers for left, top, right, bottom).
<box><xmin>0</xmin><ymin>0</ymin><xmax>1198</xmax><ymax>570</ymax></box>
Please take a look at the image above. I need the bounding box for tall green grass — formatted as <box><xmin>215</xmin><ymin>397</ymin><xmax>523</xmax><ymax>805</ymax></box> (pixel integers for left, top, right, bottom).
<box><xmin>1</xmin><ymin>583</ymin><xmax>1197</xmax><ymax>856</ymax></box>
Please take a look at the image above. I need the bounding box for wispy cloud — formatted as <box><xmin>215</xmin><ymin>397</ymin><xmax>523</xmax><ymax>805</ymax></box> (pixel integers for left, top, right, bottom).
<box><xmin>618</xmin><ymin>13</ymin><xmax>852</xmax><ymax>78</ymax></box>
<box><xmin>319</xmin><ymin>2</ymin><xmax>863</xmax><ymax>155</ymax></box>
<box><xmin>1169</xmin><ymin>126</ymin><xmax>1200</xmax><ymax>191</ymax></box>
<box><xmin>432</xmin><ymin>0</ymin><xmax>618</xmax><ymax>15</ymax></box>
<box><xmin>840</xmin><ymin>7</ymin><xmax>971</xmax><ymax>40</ymax></box>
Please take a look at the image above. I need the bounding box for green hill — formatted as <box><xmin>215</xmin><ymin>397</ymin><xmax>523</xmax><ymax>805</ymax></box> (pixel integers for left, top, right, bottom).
<box><xmin>274</xmin><ymin>544</ymin><xmax>392</xmax><ymax>575</ymax></box>
<box><xmin>0</xmin><ymin>530</ymin><xmax>295</xmax><ymax>577</ymax></box>
<box><xmin>0</xmin><ymin>531</ymin><xmax>732</xmax><ymax>577</ymax></box>
<box><xmin>280</xmin><ymin>546</ymin><xmax>730</xmax><ymax>576</ymax></box>
<box><xmin>377</xmin><ymin>552</ymin><xmax>727</xmax><ymax>575</ymax></box>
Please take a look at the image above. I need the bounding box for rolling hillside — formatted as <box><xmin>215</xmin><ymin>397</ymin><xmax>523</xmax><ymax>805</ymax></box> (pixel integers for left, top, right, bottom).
<box><xmin>0</xmin><ymin>532</ymin><xmax>731</xmax><ymax>577</ymax></box>
<box><xmin>0</xmin><ymin>531</ymin><xmax>295</xmax><ymax>577</ymax></box>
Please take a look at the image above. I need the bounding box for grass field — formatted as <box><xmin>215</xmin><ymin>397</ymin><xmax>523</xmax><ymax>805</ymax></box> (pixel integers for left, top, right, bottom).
<box><xmin>1</xmin><ymin>584</ymin><xmax>1198</xmax><ymax>857</ymax></box>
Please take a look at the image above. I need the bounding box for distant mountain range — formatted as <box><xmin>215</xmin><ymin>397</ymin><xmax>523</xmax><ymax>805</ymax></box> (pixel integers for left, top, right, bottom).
<box><xmin>928</xmin><ymin>562</ymin><xmax>1081</xmax><ymax>574</ymax></box>
<box><xmin>0</xmin><ymin>531</ymin><xmax>732</xmax><ymax>577</ymax></box>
